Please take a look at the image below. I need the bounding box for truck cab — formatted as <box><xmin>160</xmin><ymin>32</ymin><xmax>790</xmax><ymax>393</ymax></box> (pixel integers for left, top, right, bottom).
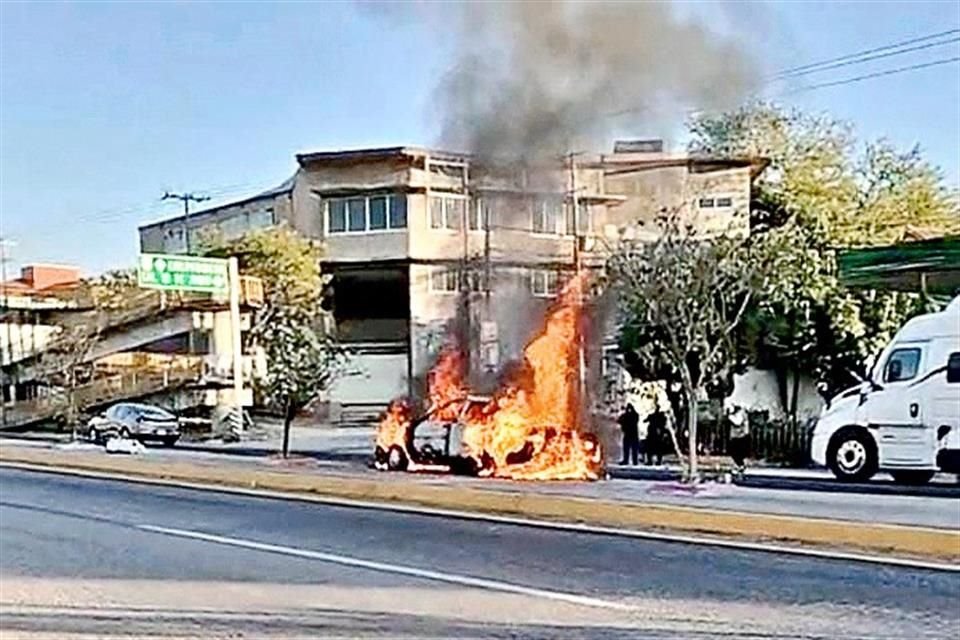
<box><xmin>811</xmin><ymin>296</ymin><xmax>960</xmax><ymax>484</ymax></box>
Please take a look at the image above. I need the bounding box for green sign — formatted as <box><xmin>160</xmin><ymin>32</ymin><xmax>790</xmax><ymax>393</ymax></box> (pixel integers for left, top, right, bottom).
<box><xmin>137</xmin><ymin>253</ymin><xmax>229</xmax><ymax>294</ymax></box>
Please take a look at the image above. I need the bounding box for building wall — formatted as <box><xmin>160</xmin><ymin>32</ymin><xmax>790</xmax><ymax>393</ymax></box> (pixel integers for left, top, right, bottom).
<box><xmin>727</xmin><ymin>368</ymin><xmax>824</xmax><ymax>422</ymax></box>
<box><xmin>602</xmin><ymin>165</ymin><xmax>751</xmax><ymax>237</ymax></box>
<box><xmin>139</xmin><ymin>192</ymin><xmax>290</xmax><ymax>254</ymax></box>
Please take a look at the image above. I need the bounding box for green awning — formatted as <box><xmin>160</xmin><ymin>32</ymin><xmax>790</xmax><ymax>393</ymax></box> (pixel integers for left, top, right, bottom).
<box><xmin>838</xmin><ymin>236</ymin><xmax>960</xmax><ymax>294</ymax></box>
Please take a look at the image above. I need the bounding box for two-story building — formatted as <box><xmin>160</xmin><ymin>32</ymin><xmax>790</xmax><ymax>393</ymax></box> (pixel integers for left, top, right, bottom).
<box><xmin>138</xmin><ymin>142</ymin><xmax>766</xmax><ymax>420</ymax></box>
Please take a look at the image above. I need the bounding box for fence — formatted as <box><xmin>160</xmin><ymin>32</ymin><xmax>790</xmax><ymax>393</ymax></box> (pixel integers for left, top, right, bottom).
<box><xmin>697</xmin><ymin>411</ymin><xmax>815</xmax><ymax>467</ymax></box>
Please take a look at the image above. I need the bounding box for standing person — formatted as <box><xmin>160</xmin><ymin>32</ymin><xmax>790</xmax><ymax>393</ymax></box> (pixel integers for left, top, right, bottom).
<box><xmin>617</xmin><ymin>403</ymin><xmax>641</xmax><ymax>466</ymax></box>
<box><xmin>728</xmin><ymin>405</ymin><xmax>750</xmax><ymax>474</ymax></box>
<box><xmin>645</xmin><ymin>398</ymin><xmax>668</xmax><ymax>466</ymax></box>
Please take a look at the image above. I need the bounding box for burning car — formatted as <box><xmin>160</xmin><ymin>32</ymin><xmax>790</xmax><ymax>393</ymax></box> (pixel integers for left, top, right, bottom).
<box><xmin>373</xmin><ymin>395</ymin><xmax>492</xmax><ymax>475</ymax></box>
<box><xmin>374</xmin><ymin>274</ymin><xmax>603</xmax><ymax>481</ymax></box>
<box><xmin>373</xmin><ymin>393</ymin><xmax>602</xmax><ymax>478</ymax></box>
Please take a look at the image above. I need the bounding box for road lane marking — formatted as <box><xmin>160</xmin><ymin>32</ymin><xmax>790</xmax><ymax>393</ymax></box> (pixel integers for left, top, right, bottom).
<box><xmin>5</xmin><ymin>462</ymin><xmax>956</xmax><ymax>573</ymax></box>
<box><xmin>138</xmin><ymin>524</ymin><xmax>637</xmax><ymax>612</ymax></box>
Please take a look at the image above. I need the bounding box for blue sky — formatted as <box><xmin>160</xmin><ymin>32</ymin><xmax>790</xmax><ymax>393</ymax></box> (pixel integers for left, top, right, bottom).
<box><xmin>1</xmin><ymin>1</ymin><xmax>958</xmax><ymax>275</ymax></box>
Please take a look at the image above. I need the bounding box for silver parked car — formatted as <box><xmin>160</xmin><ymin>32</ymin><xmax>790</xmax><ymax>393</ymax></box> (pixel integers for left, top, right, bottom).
<box><xmin>87</xmin><ymin>403</ymin><xmax>180</xmax><ymax>447</ymax></box>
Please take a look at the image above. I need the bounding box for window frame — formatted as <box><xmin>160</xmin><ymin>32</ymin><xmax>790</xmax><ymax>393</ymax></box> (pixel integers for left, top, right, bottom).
<box><xmin>325</xmin><ymin>193</ymin><xmax>409</xmax><ymax>235</ymax></box>
<box><xmin>428</xmin><ymin>266</ymin><xmax>460</xmax><ymax>294</ymax></box>
<box><xmin>698</xmin><ymin>194</ymin><xmax>736</xmax><ymax>210</ymax></box>
<box><xmin>530</xmin><ymin>269</ymin><xmax>559</xmax><ymax>297</ymax></box>
<box><xmin>883</xmin><ymin>347</ymin><xmax>923</xmax><ymax>383</ymax></box>
<box><xmin>469</xmin><ymin>198</ymin><xmax>488</xmax><ymax>232</ymax></box>
<box><xmin>428</xmin><ymin>195</ymin><xmax>469</xmax><ymax>232</ymax></box>
<box><xmin>532</xmin><ymin>198</ymin><xmax>564</xmax><ymax>236</ymax></box>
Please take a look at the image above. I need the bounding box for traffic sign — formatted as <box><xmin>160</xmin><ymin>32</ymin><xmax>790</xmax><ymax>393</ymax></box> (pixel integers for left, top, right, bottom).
<box><xmin>137</xmin><ymin>253</ymin><xmax>229</xmax><ymax>294</ymax></box>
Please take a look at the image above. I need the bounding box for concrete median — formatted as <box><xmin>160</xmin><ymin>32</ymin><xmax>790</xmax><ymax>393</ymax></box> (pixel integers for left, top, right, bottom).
<box><xmin>1</xmin><ymin>444</ymin><xmax>958</xmax><ymax>564</ymax></box>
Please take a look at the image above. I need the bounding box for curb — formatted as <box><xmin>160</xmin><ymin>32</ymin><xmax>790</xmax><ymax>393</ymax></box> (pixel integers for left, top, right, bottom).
<box><xmin>2</xmin><ymin>446</ymin><xmax>958</xmax><ymax>564</ymax></box>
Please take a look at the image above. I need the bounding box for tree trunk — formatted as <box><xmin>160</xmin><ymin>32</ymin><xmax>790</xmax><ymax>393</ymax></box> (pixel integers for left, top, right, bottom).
<box><xmin>680</xmin><ymin>365</ymin><xmax>698</xmax><ymax>482</ymax></box>
<box><xmin>789</xmin><ymin>368</ymin><xmax>801</xmax><ymax>430</ymax></box>
<box><xmin>281</xmin><ymin>400</ymin><xmax>293</xmax><ymax>459</ymax></box>
<box><xmin>68</xmin><ymin>371</ymin><xmax>77</xmax><ymax>442</ymax></box>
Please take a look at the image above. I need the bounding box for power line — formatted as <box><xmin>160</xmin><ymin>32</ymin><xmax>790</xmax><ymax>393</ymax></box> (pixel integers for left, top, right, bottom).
<box><xmin>783</xmin><ymin>55</ymin><xmax>960</xmax><ymax>95</ymax></box>
<box><xmin>774</xmin><ymin>28</ymin><xmax>960</xmax><ymax>77</ymax></box>
<box><xmin>773</xmin><ymin>36</ymin><xmax>960</xmax><ymax>80</ymax></box>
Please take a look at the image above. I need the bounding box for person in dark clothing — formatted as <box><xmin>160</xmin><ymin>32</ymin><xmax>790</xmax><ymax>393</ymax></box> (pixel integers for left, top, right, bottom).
<box><xmin>645</xmin><ymin>400</ymin><xmax>668</xmax><ymax>466</ymax></box>
<box><xmin>617</xmin><ymin>403</ymin><xmax>641</xmax><ymax>465</ymax></box>
<box><xmin>728</xmin><ymin>405</ymin><xmax>750</xmax><ymax>473</ymax></box>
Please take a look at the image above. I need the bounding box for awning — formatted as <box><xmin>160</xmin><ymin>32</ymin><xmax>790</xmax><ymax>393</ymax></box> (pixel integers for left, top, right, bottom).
<box><xmin>838</xmin><ymin>236</ymin><xmax>960</xmax><ymax>294</ymax></box>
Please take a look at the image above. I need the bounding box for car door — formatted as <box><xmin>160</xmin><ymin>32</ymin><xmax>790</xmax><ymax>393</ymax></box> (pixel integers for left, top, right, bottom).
<box><xmin>930</xmin><ymin>350</ymin><xmax>960</xmax><ymax>451</ymax></box>
<box><xmin>864</xmin><ymin>344</ymin><xmax>934</xmax><ymax>467</ymax></box>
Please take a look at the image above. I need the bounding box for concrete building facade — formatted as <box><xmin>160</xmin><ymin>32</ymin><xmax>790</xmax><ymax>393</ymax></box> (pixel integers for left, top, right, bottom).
<box><xmin>138</xmin><ymin>143</ymin><xmax>765</xmax><ymax>419</ymax></box>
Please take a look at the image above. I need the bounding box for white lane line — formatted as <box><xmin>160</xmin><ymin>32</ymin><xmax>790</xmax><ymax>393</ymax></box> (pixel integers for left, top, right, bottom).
<box><xmin>137</xmin><ymin>524</ymin><xmax>636</xmax><ymax>612</ymax></box>
<box><xmin>5</xmin><ymin>462</ymin><xmax>957</xmax><ymax>573</ymax></box>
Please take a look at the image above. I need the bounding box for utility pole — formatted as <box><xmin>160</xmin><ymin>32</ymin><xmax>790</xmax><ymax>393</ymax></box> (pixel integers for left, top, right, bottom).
<box><xmin>0</xmin><ymin>236</ymin><xmax>15</xmax><ymax>427</ymax></box>
<box><xmin>162</xmin><ymin>192</ymin><xmax>209</xmax><ymax>357</ymax></box>
<box><xmin>568</xmin><ymin>152</ymin><xmax>587</xmax><ymax>408</ymax></box>
<box><xmin>162</xmin><ymin>191</ymin><xmax>210</xmax><ymax>255</ymax></box>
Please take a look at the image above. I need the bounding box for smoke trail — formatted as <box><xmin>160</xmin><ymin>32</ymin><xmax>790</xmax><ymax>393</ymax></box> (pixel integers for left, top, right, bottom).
<box><xmin>424</xmin><ymin>1</ymin><xmax>761</xmax><ymax>163</ymax></box>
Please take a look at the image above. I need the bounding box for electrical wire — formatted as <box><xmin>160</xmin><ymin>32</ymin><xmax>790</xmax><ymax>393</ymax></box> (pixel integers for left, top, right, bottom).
<box><xmin>773</xmin><ymin>28</ymin><xmax>960</xmax><ymax>77</ymax></box>
<box><xmin>772</xmin><ymin>37</ymin><xmax>959</xmax><ymax>80</ymax></box>
<box><xmin>782</xmin><ymin>55</ymin><xmax>960</xmax><ymax>95</ymax></box>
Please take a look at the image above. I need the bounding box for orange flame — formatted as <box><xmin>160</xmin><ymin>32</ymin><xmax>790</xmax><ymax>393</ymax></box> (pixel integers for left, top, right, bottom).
<box><xmin>427</xmin><ymin>345</ymin><xmax>468</xmax><ymax>422</ymax></box>
<box><xmin>376</xmin><ymin>274</ymin><xmax>602</xmax><ymax>480</ymax></box>
<box><xmin>375</xmin><ymin>399</ymin><xmax>412</xmax><ymax>452</ymax></box>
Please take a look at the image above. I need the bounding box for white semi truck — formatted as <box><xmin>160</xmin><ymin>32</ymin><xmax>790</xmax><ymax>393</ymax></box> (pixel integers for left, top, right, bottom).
<box><xmin>811</xmin><ymin>295</ymin><xmax>960</xmax><ymax>484</ymax></box>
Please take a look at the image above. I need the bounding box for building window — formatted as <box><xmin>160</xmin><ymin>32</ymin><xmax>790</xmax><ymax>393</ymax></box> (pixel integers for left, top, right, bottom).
<box><xmin>249</xmin><ymin>207</ymin><xmax>275</xmax><ymax>229</ymax></box>
<box><xmin>533</xmin><ymin>198</ymin><xmax>563</xmax><ymax>234</ymax></box>
<box><xmin>698</xmin><ymin>196</ymin><xmax>734</xmax><ymax>209</ymax></box>
<box><xmin>369</xmin><ymin>196</ymin><xmax>388</xmax><ymax>230</ymax></box>
<box><xmin>470</xmin><ymin>199</ymin><xmax>488</xmax><ymax>231</ymax></box>
<box><xmin>328</xmin><ymin>200</ymin><xmax>347</xmax><ymax>233</ymax></box>
<box><xmin>429</xmin><ymin>267</ymin><xmax>459</xmax><ymax>294</ymax></box>
<box><xmin>429</xmin><ymin>196</ymin><xmax>467</xmax><ymax>231</ymax></box>
<box><xmin>389</xmin><ymin>194</ymin><xmax>407</xmax><ymax>229</ymax></box>
<box><xmin>347</xmin><ymin>198</ymin><xmax>365</xmax><ymax>231</ymax></box>
<box><xmin>531</xmin><ymin>269</ymin><xmax>559</xmax><ymax>297</ymax></box>
<box><xmin>462</xmin><ymin>269</ymin><xmax>484</xmax><ymax>293</ymax></box>
<box><xmin>564</xmin><ymin>202</ymin><xmax>591</xmax><ymax>235</ymax></box>
<box><xmin>326</xmin><ymin>194</ymin><xmax>408</xmax><ymax>234</ymax></box>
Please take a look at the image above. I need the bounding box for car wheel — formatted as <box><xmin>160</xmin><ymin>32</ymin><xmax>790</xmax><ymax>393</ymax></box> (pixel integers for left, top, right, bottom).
<box><xmin>88</xmin><ymin>427</ymin><xmax>100</xmax><ymax>445</ymax></box>
<box><xmin>386</xmin><ymin>445</ymin><xmax>409</xmax><ymax>472</ymax></box>
<box><xmin>827</xmin><ymin>428</ymin><xmax>878</xmax><ymax>482</ymax></box>
<box><xmin>890</xmin><ymin>470</ymin><xmax>935</xmax><ymax>485</ymax></box>
<box><xmin>161</xmin><ymin>436</ymin><xmax>179</xmax><ymax>448</ymax></box>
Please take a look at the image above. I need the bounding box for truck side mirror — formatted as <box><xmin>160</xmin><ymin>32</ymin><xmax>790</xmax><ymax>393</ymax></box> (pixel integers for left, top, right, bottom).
<box><xmin>947</xmin><ymin>353</ymin><xmax>960</xmax><ymax>384</ymax></box>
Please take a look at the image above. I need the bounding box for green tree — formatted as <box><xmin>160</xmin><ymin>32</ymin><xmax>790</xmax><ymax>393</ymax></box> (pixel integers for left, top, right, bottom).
<box><xmin>207</xmin><ymin>226</ymin><xmax>348</xmax><ymax>456</ymax></box>
<box><xmin>611</xmin><ymin>214</ymin><xmax>765</xmax><ymax>480</ymax></box>
<box><xmin>690</xmin><ymin>104</ymin><xmax>957</xmax><ymax>415</ymax></box>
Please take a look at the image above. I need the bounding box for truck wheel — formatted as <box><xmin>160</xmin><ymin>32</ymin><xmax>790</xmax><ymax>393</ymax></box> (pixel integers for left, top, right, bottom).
<box><xmin>387</xmin><ymin>445</ymin><xmax>409</xmax><ymax>472</ymax></box>
<box><xmin>890</xmin><ymin>470</ymin><xmax>935</xmax><ymax>485</ymax></box>
<box><xmin>827</xmin><ymin>428</ymin><xmax>878</xmax><ymax>482</ymax></box>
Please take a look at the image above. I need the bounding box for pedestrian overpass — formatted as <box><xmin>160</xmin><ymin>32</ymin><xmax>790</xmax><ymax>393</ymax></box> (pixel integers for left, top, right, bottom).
<box><xmin>1</xmin><ymin>279</ymin><xmax>263</xmax><ymax>430</ymax></box>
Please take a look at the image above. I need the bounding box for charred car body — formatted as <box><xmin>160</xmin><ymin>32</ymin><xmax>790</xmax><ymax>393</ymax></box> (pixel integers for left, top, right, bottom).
<box><xmin>373</xmin><ymin>395</ymin><xmax>602</xmax><ymax>478</ymax></box>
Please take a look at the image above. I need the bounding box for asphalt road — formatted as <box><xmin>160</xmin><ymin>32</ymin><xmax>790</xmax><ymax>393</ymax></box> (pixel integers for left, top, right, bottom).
<box><xmin>1</xmin><ymin>467</ymin><xmax>958</xmax><ymax>639</ymax></box>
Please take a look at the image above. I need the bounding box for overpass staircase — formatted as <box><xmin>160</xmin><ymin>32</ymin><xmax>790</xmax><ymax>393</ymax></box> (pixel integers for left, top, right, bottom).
<box><xmin>1</xmin><ymin>278</ymin><xmax>263</xmax><ymax>429</ymax></box>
